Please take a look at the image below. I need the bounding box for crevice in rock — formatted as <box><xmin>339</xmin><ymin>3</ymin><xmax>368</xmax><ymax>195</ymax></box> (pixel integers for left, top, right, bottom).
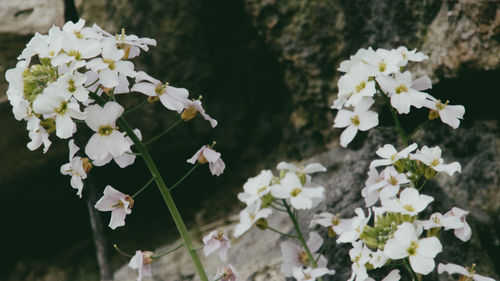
<box><xmin>63</xmin><ymin>0</ymin><xmax>79</xmax><ymax>22</ymax></box>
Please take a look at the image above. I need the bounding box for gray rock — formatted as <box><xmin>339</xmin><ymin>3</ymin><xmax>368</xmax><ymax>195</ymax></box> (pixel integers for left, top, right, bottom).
<box><xmin>0</xmin><ymin>0</ymin><xmax>64</xmax><ymax>34</ymax></box>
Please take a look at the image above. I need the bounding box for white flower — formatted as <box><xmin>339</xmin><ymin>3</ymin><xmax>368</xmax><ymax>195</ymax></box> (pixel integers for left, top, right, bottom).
<box><xmin>181</xmin><ymin>99</ymin><xmax>218</xmax><ymax>128</ymax></box>
<box><xmin>280</xmin><ymin>231</ymin><xmax>327</xmax><ymax>277</ymax></box>
<box><xmin>86</xmin><ymin>38</ymin><xmax>136</xmax><ymax>88</ymax></box>
<box><xmin>423</xmin><ymin>96</ymin><xmax>465</xmax><ymax>129</ymax></box>
<box><xmin>277</xmin><ymin>161</ymin><xmax>326</xmax><ymax>185</ymax></box>
<box><xmin>366</xmin><ymin>269</ymin><xmax>401</xmax><ymax>281</ymax></box>
<box><xmin>369</xmin><ymin>250</ymin><xmax>389</xmax><ymax>269</ymax></box>
<box><xmin>382</xmin><ymin>188</ymin><xmax>434</xmax><ymax>216</ymax></box>
<box><xmin>52</xmin><ymin>29</ymin><xmax>101</xmax><ymax>71</ymax></box>
<box><xmin>237</xmin><ymin>169</ymin><xmax>274</xmax><ymax>206</ymax></box>
<box><xmin>376</xmin><ymin>71</ymin><xmax>428</xmax><ymax>114</ymax></box>
<box><xmin>333</xmin><ymin>97</ymin><xmax>379</xmax><ymax>147</ymax></box>
<box><xmin>26</xmin><ymin>116</ymin><xmax>52</xmax><ymax>153</ymax></box>
<box><xmin>95</xmin><ymin>185</ymin><xmax>133</xmax><ymax>229</ymax></box>
<box><xmin>438</xmin><ymin>263</ymin><xmax>495</xmax><ymax>281</ymax></box>
<box><xmin>203</xmin><ymin>230</ymin><xmax>231</xmax><ymax>261</ymax></box>
<box><xmin>362</xmin><ymin>166</ymin><xmax>408</xmax><ymax>207</ymax></box>
<box><xmin>384</xmin><ymin>222</ymin><xmax>442</xmax><ymax>275</ymax></box>
<box><xmin>233</xmin><ymin>201</ymin><xmax>272</xmax><ymax>238</ymax></box>
<box><xmin>363</xmin><ymin>48</ymin><xmax>403</xmax><ymax>76</ymax></box>
<box><xmin>18</xmin><ymin>26</ymin><xmax>65</xmax><ymax>64</ymax></box>
<box><xmin>128</xmin><ymin>250</ymin><xmax>153</xmax><ymax>281</ymax></box>
<box><xmin>271</xmin><ymin>172</ymin><xmax>324</xmax><ymax>210</ymax></box>
<box><xmin>336</xmin><ymin>64</ymin><xmax>377</xmax><ymax>108</ymax></box>
<box><xmin>396</xmin><ymin>46</ymin><xmax>428</xmax><ymax>66</ymax></box>
<box><xmin>416</xmin><ymin>212</ymin><xmax>464</xmax><ymax>230</ymax></box>
<box><xmin>84</xmin><ymin>102</ymin><xmax>131</xmax><ymax>162</ymax></box>
<box><xmin>92</xmin><ymin>24</ymin><xmax>156</xmax><ymax>59</ymax></box>
<box><xmin>337</xmin><ymin>47</ymin><xmax>375</xmax><ymax>73</ymax></box>
<box><xmin>56</xmin><ymin>72</ymin><xmax>89</xmax><ymax>102</ymax></box>
<box><xmin>348</xmin><ymin>241</ymin><xmax>371</xmax><ymax>281</ymax></box>
<box><xmin>444</xmin><ymin>207</ymin><xmax>471</xmax><ymax>242</ymax></box>
<box><xmin>370</xmin><ymin>143</ymin><xmax>418</xmax><ymax>169</ymax></box>
<box><xmin>131</xmin><ymin>71</ymin><xmax>190</xmax><ymax>113</ymax></box>
<box><xmin>187</xmin><ymin>145</ymin><xmax>225</xmax><ymax>176</ymax></box>
<box><xmin>213</xmin><ymin>264</ymin><xmax>238</xmax><ymax>281</ymax></box>
<box><xmin>337</xmin><ymin>208</ymin><xmax>371</xmax><ymax>243</ymax></box>
<box><xmin>410</xmin><ymin>146</ymin><xmax>461</xmax><ymax>176</ymax></box>
<box><xmin>60</xmin><ymin>140</ymin><xmax>88</xmax><ymax>197</ymax></box>
<box><xmin>32</xmin><ymin>86</ymin><xmax>85</xmax><ymax>139</ymax></box>
<box><xmin>92</xmin><ymin>128</ymin><xmax>141</xmax><ymax>168</ymax></box>
<box><xmin>292</xmin><ymin>267</ymin><xmax>335</xmax><ymax>281</ymax></box>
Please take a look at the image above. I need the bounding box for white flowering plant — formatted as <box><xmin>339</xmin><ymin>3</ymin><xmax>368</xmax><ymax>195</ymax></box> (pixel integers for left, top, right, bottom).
<box><xmin>232</xmin><ymin>46</ymin><xmax>495</xmax><ymax>281</ymax></box>
<box><xmin>5</xmin><ymin>18</ymin><xmax>228</xmax><ymax>281</ymax></box>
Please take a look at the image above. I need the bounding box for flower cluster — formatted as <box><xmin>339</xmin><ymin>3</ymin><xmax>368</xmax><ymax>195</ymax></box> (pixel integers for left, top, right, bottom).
<box><xmin>332</xmin><ymin>47</ymin><xmax>465</xmax><ymax>147</ymax></box>
<box><xmin>6</xmin><ymin>19</ymin><xmax>225</xmax><ymax>281</ymax></box>
<box><xmin>321</xmin><ymin>47</ymin><xmax>495</xmax><ymax>281</ymax></box>
<box><xmin>234</xmin><ymin>162</ymin><xmax>336</xmax><ymax>281</ymax></box>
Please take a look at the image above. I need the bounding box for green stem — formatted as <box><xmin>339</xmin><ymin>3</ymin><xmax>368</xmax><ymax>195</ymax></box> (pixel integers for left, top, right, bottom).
<box><xmin>125</xmin><ymin>100</ymin><xmax>149</xmax><ymax>115</ymax></box>
<box><xmin>169</xmin><ymin>163</ymin><xmax>200</xmax><ymax>191</ymax></box>
<box><xmin>403</xmin><ymin>258</ymin><xmax>419</xmax><ymax>281</ymax></box>
<box><xmin>90</xmin><ymin>92</ymin><xmax>209</xmax><ymax>281</ymax></box>
<box><xmin>267</xmin><ymin>225</ymin><xmax>298</xmax><ymax>238</ymax></box>
<box><xmin>417</xmin><ymin>178</ymin><xmax>429</xmax><ymax>191</ymax></box>
<box><xmin>382</xmin><ymin>93</ymin><xmax>409</xmax><ymax>146</ymax></box>
<box><xmin>408</xmin><ymin>119</ymin><xmax>430</xmax><ymax>140</ymax></box>
<box><xmin>113</xmin><ymin>244</ymin><xmax>133</xmax><ymax>257</ymax></box>
<box><xmin>269</xmin><ymin>204</ymin><xmax>287</xmax><ymax>212</ymax></box>
<box><xmin>132</xmin><ymin>177</ymin><xmax>156</xmax><ymax>198</ymax></box>
<box><xmin>283</xmin><ymin>200</ymin><xmax>324</xmax><ymax>281</ymax></box>
<box><xmin>152</xmin><ymin>243</ymin><xmax>184</xmax><ymax>259</ymax></box>
<box><xmin>144</xmin><ymin>118</ymin><xmax>183</xmax><ymax>146</ymax></box>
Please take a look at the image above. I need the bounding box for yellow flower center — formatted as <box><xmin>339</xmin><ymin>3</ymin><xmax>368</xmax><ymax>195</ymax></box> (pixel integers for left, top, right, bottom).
<box><xmin>290</xmin><ymin>188</ymin><xmax>302</xmax><ymax>197</ymax></box>
<box><xmin>395</xmin><ymin>84</ymin><xmax>408</xmax><ymax>94</ymax></box>
<box><xmin>103</xmin><ymin>59</ymin><xmax>116</xmax><ymax>70</ymax></box>
<box><xmin>406</xmin><ymin>240</ymin><xmax>419</xmax><ymax>256</ymax></box>
<box><xmin>55</xmin><ymin>101</ymin><xmax>68</xmax><ymax>115</ymax></box>
<box><xmin>98</xmin><ymin>125</ymin><xmax>114</xmax><ymax>136</ymax></box>
<box><xmin>379</xmin><ymin>62</ymin><xmax>386</xmax><ymax>72</ymax></box>
<box><xmin>356</xmin><ymin>81</ymin><xmax>366</xmax><ymax>93</ymax></box>
<box><xmin>351</xmin><ymin>115</ymin><xmax>360</xmax><ymax>126</ymax></box>
<box><xmin>403</xmin><ymin>204</ymin><xmax>415</xmax><ymax>212</ymax></box>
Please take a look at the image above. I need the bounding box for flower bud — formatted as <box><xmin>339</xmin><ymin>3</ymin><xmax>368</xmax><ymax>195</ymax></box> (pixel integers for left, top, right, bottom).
<box><xmin>101</xmin><ymin>86</ymin><xmax>113</xmax><ymax>96</ymax></box>
<box><xmin>124</xmin><ymin>195</ymin><xmax>135</xmax><ymax>209</ymax></box>
<box><xmin>40</xmin><ymin>118</ymin><xmax>56</xmax><ymax>134</ymax></box>
<box><xmin>81</xmin><ymin>158</ymin><xmax>92</xmax><ymax>174</ymax></box>
<box><xmin>260</xmin><ymin>193</ymin><xmax>274</xmax><ymax>208</ymax></box>
<box><xmin>142</xmin><ymin>251</ymin><xmax>154</xmax><ymax>265</ymax></box>
<box><xmin>424</xmin><ymin>167</ymin><xmax>437</xmax><ymax>179</ymax></box>
<box><xmin>181</xmin><ymin>106</ymin><xmax>198</xmax><ymax>121</ymax></box>
<box><xmin>393</xmin><ymin>159</ymin><xmax>406</xmax><ymax>173</ymax></box>
<box><xmin>147</xmin><ymin>96</ymin><xmax>160</xmax><ymax>103</ymax></box>
<box><xmin>428</xmin><ymin>110</ymin><xmax>440</xmax><ymax>120</ymax></box>
<box><xmin>255</xmin><ymin>218</ymin><xmax>268</xmax><ymax>230</ymax></box>
<box><xmin>327</xmin><ymin>227</ymin><xmax>336</xmax><ymax>238</ymax></box>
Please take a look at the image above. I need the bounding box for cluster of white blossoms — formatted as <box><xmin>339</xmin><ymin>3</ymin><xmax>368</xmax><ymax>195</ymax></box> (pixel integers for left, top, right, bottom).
<box><xmin>6</xmin><ymin>19</ymin><xmax>226</xmax><ymax>281</ymax></box>
<box><xmin>318</xmin><ymin>47</ymin><xmax>496</xmax><ymax>281</ymax></box>
<box><xmin>234</xmin><ymin>162</ymin><xmax>337</xmax><ymax>281</ymax></box>
<box><xmin>332</xmin><ymin>46</ymin><xmax>465</xmax><ymax>147</ymax></box>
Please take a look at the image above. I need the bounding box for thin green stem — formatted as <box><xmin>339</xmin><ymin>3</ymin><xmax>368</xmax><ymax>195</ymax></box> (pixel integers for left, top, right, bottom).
<box><xmin>283</xmin><ymin>200</ymin><xmax>324</xmax><ymax>281</ymax></box>
<box><xmin>408</xmin><ymin>119</ymin><xmax>430</xmax><ymax>140</ymax></box>
<box><xmin>125</xmin><ymin>100</ymin><xmax>149</xmax><ymax>115</ymax></box>
<box><xmin>382</xmin><ymin>92</ymin><xmax>409</xmax><ymax>146</ymax></box>
<box><xmin>113</xmin><ymin>244</ymin><xmax>134</xmax><ymax>257</ymax></box>
<box><xmin>152</xmin><ymin>243</ymin><xmax>184</xmax><ymax>259</ymax></box>
<box><xmin>267</xmin><ymin>225</ymin><xmax>298</xmax><ymax>238</ymax></box>
<box><xmin>84</xmin><ymin>79</ymin><xmax>99</xmax><ymax>89</ymax></box>
<box><xmin>89</xmin><ymin>92</ymin><xmax>209</xmax><ymax>281</ymax></box>
<box><xmin>418</xmin><ymin>178</ymin><xmax>429</xmax><ymax>191</ymax></box>
<box><xmin>144</xmin><ymin>118</ymin><xmax>183</xmax><ymax>146</ymax></box>
<box><xmin>403</xmin><ymin>258</ymin><xmax>419</xmax><ymax>281</ymax></box>
<box><xmin>169</xmin><ymin>163</ymin><xmax>200</xmax><ymax>191</ymax></box>
<box><xmin>132</xmin><ymin>177</ymin><xmax>156</xmax><ymax>198</ymax></box>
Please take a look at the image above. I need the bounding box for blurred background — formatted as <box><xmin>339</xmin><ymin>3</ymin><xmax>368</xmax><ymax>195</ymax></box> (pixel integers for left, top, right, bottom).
<box><xmin>0</xmin><ymin>0</ymin><xmax>499</xmax><ymax>280</ymax></box>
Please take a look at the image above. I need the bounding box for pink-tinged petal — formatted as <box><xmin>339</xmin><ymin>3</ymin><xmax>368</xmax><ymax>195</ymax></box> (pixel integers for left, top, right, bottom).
<box><xmin>99</xmin><ymin>68</ymin><xmax>119</xmax><ymax>88</ymax></box>
<box><xmin>408</xmin><ymin>89</ymin><xmax>428</xmax><ymax>108</ymax></box>
<box><xmin>409</xmin><ymin>255</ymin><xmax>435</xmax><ymax>275</ymax></box>
<box><xmin>376</xmin><ymin>144</ymin><xmax>398</xmax><ymax>158</ymax></box>
<box><xmin>454</xmin><ymin>222</ymin><xmax>472</xmax><ymax>242</ymax></box>
<box><xmin>340</xmin><ymin>125</ymin><xmax>358</xmax><ymax>147</ymax></box>
<box><xmin>115</xmin><ymin>60</ymin><xmax>136</xmax><ymax>77</ymax></box>
<box><xmin>135</xmin><ymin>71</ymin><xmax>161</xmax><ymax>84</ymax></box>
<box><xmin>202</xmin><ymin>147</ymin><xmax>221</xmax><ymax>162</ymax></box>
<box><xmin>95</xmin><ymin>196</ymin><xmax>116</xmax><ymax>212</ymax></box>
<box><xmin>109</xmin><ymin>208</ymin><xmax>128</xmax><ymax>229</ymax></box>
<box><xmin>358</xmin><ymin>111</ymin><xmax>379</xmax><ymax>131</ymax></box>
<box><xmin>203</xmin><ymin>240</ymin><xmax>221</xmax><ymax>257</ymax></box>
<box><xmin>311</xmin><ymin>268</ymin><xmax>335</xmax><ymax>278</ymax></box>
<box><xmin>306</xmin><ymin>231</ymin><xmax>323</xmax><ymax>253</ymax></box>
<box><xmin>209</xmin><ymin>159</ymin><xmax>225</xmax><ymax>176</ymax></box>
<box><xmin>105</xmin><ymin>131</ymin><xmax>130</xmax><ymax>157</ymax></box>
<box><xmin>131</xmin><ymin>82</ymin><xmax>157</xmax><ymax>96</ymax></box>
<box><xmin>86</xmin><ymin>58</ymin><xmax>107</xmax><ymax>71</ymax></box>
<box><xmin>187</xmin><ymin>146</ymin><xmax>205</xmax><ymax>164</ymax></box>
<box><xmin>70</xmin><ymin>175</ymin><xmax>84</xmax><ymax>197</ymax></box>
<box><xmin>92</xmin><ymin>154</ymin><xmax>113</xmax><ymax>167</ymax></box>
<box><xmin>333</xmin><ymin>109</ymin><xmax>353</xmax><ymax>128</ymax></box>
<box><xmin>474</xmin><ymin>274</ymin><xmax>496</xmax><ymax>281</ymax></box>
<box><xmin>412</xmin><ymin>76</ymin><xmax>432</xmax><ymax>91</ymax></box>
